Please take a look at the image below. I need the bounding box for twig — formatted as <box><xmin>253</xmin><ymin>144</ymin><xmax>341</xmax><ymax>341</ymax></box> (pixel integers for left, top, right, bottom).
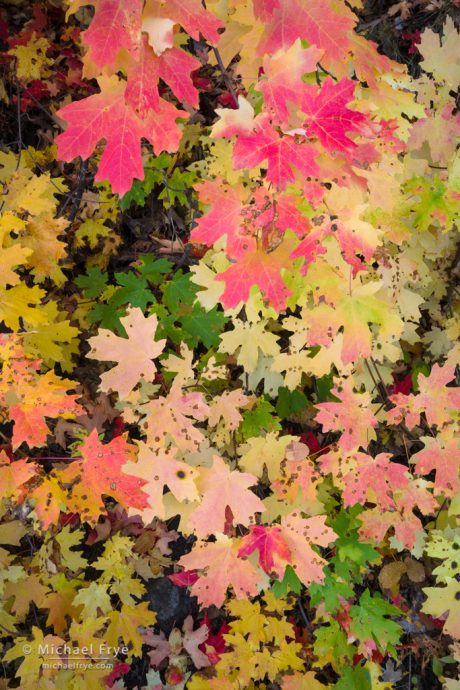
<box><xmin>14</xmin><ymin>75</ymin><xmax>22</xmax><ymax>173</ymax></box>
<box><xmin>57</xmin><ymin>158</ymin><xmax>87</xmax><ymax>220</ymax></box>
<box><xmin>213</xmin><ymin>47</ymin><xmax>239</xmax><ymax>108</ymax></box>
<box><xmin>0</xmin><ymin>623</ymin><xmax>19</xmax><ymax>637</ymax></box>
<box><xmin>297</xmin><ymin>597</ymin><xmax>314</xmax><ymax>641</ymax></box>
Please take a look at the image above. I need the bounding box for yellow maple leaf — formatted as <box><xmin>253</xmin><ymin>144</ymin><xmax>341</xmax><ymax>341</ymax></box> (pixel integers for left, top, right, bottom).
<box><xmin>0</xmin><ymin>284</ymin><xmax>47</xmax><ymax>329</ymax></box>
<box><xmin>22</xmin><ymin>300</ymin><xmax>80</xmax><ymax>368</ymax></box>
<box><xmin>105</xmin><ymin>602</ymin><xmax>156</xmax><ymax>657</ymax></box>
<box><xmin>3</xmin><ymin>626</ymin><xmax>65</xmax><ymax>685</ymax></box>
<box><xmin>9</xmin><ymin>33</ymin><xmax>52</xmax><ymax>81</ymax></box>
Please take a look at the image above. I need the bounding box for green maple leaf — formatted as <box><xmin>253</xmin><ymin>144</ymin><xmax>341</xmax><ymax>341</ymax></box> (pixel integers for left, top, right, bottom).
<box><xmin>110</xmin><ymin>272</ymin><xmax>156</xmax><ymax>310</ymax></box>
<box><xmin>314</xmin><ymin>620</ymin><xmax>354</xmax><ymax>666</ymax></box>
<box><xmin>75</xmin><ymin>267</ymin><xmax>108</xmax><ymax>298</ymax></box>
<box><xmin>137</xmin><ymin>256</ymin><xmax>172</xmax><ymax>283</ymax></box>
<box><xmin>333</xmin><ymin>665</ymin><xmax>372</xmax><ymax>690</ymax></box>
<box><xmin>239</xmin><ymin>398</ymin><xmax>281</xmax><ymax>438</ymax></box>
<box><xmin>89</xmin><ymin>302</ymin><xmax>125</xmax><ymax>332</ymax></box>
<box><xmin>350</xmin><ymin>590</ymin><xmax>402</xmax><ymax>655</ymax></box>
<box><xmin>275</xmin><ymin>387</ymin><xmax>308</xmax><ymax>418</ymax></box>
<box><xmin>162</xmin><ymin>271</ymin><xmax>197</xmax><ymax>311</ymax></box>
<box><xmin>180</xmin><ymin>303</ymin><xmax>227</xmax><ymax>348</ymax></box>
<box><xmin>310</xmin><ymin>571</ymin><xmax>354</xmax><ymax>612</ymax></box>
<box><xmin>271</xmin><ymin>565</ymin><xmax>302</xmax><ymax>597</ymax></box>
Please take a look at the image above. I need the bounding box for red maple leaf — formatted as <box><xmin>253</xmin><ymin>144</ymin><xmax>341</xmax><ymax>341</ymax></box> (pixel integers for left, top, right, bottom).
<box><xmin>190</xmin><ymin>180</ymin><xmax>252</xmax><ymax>258</ymax></box>
<box><xmin>342</xmin><ymin>452</ymin><xmax>409</xmax><ymax>510</ymax></box>
<box><xmin>59</xmin><ymin>429</ymin><xmax>149</xmax><ymax>525</ymax></box>
<box><xmin>143</xmin><ymin>0</ymin><xmax>224</xmax><ymax>45</ymax></box>
<box><xmin>233</xmin><ymin>116</ymin><xmax>319</xmax><ymax>189</ymax></box>
<box><xmin>126</xmin><ymin>37</ymin><xmax>201</xmax><ymax>115</ymax></box>
<box><xmin>413</xmin><ymin>436</ymin><xmax>460</xmax><ymax>497</ymax></box>
<box><xmin>81</xmin><ymin>0</ymin><xmax>142</xmax><ymax>69</ymax></box>
<box><xmin>301</xmin><ymin>78</ymin><xmax>366</xmax><ymax>152</ymax></box>
<box><xmin>257</xmin><ymin>0</ymin><xmax>356</xmax><ymax>62</ymax></box>
<box><xmin>238</xmin><ymin>525</ymin><xmax>292</xmax><ymax>579</ymax></box>
<box><xmin>56</xmin><ymin>77</ymin><xmax>186</xmax><ymax>195</ymax></box>
<box><xmin>216</xmin><ymin>240</ymin><xmax>293</xmax><ymax>310</ymax></box>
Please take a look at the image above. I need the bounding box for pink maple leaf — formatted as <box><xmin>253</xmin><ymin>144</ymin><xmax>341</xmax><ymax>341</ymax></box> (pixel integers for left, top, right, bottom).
<box><xmin>56</xmin><ymin>78</ymin><xmax>186</xmax><ymax>195</ymax></box>
<box><xmin>301</xmin><ymin>78</ymin><xmax>366</xmax><ymax>152</ymax></box>
<box><xmin>82</xmin><ymin>0</ymin><xmax>142</xmax><ymax>69</ymax></box>
<box><xmin>257</xmin><ymin>0</ymin><xmax>356</xmax><ymax>62</ymax></box>
<box><xmin>233</xmin><ymin>115</ymin><xmax>319</xmax><ymax>190</ymax></box>
<box><xmin>238</xmin><ymin>524</ymin><xmax>292</xmax><ymax>579</ymax></box>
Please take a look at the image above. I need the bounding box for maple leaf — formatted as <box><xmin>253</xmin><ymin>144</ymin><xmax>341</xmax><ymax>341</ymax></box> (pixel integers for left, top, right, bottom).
<box><xmin>125</xmin><ymin>37</ymin><xmax>201</xmax><ymax>115</ymax></box>
<box><xmin>0</xmin><ymin>214</ymin><xmax>32</xmax><ymax>288</ymax></box>
<box><xmin>40</xmin><ymin>574</ymin><xmax>83</xmax><ymax>635</ymax></box>
<box><xmin>314</xmin><ymin>380</ymin><xmax>378</xmax><ymax>453</ymax></box>
<box><xmin>418</xmin><ymin>17</ymin><xmax>460</xmax><ymax>90</ymax></box>
<box><xmin>301</xmin><ymin>78</ymin><xmax>366</xmax><ymax>152</ymax></box>
<box><xmin>182</xmin><ymin>615</ymin><xmax>211</xmax><ymax>669</ymax></box>
<box><xmin>0</xmin><ymin>365</ymin><xmax>82</xmax><ymax>450</ymax></box>
<box><xmin>178</xmin><ymin>534</ymin><xmax>266</xmax><ymax>607</ymax></box>
<box><xmin>342</xmin><ymin>453</ymin><xmax>409</xmax><ymax>510</ymax></box>
<box><xmin>3</xmin><ymin>574</ymin><xmax>48</xmax><ymax>619</ymax></box>
<box><xmin>257</xmin><ymin>0</ymin><xmax>356</xmax><ymax>61</ymax></box>
<box><xmin>189</xmin><ymin>455</ymin><xmax>265</xmax><ymax>537</ymax></box>
<box><xmin>238</xmin><ymin>524</ymin><xmax>292</xmax><ymax>579</ymax></box>
<box><xmin>253</xmin><ymin>189</ymin><xmax>311</xmax><ymax>243</ymax></box>
<box><xmin>423</xmin><ymin>579</ymin><xmax>460</xmax><ymax>639</ymax></box>
<box><xmin>139</xmin><ymin>381</ymin><xmax>209</xmax><ymax>452</ymax></box>
<box><xmin>56</xmin><ymin>77</ymin><xmax>187</xmax><ymax>195</ymax></box>
<box><xmin>412</xmin><ymin>435</ymin><xmax>460</xmax><ymax>497</ymax></box>
<box><xmin>279</xmin><ymin>512</ymin><xmax>336</xmax><ymax>586</ymax></box>
<box><xmin>305</xmin><ymin>286</ymin><xmax>403</xmax><ymax>364</ymax></box>
<box><xmin>8</xmin><ymin>33</ymin><xmax>52</xmax><ymax>81</ymax></box>
<box><xmin>258</xmin><ymin>41</ymin><xmax>323</xmax><ymax>125</ymax></box>
<box><xmin>238</xmin><ymin>433</ymin><xmax>297</xmax><ymax>481</ymax></box>
<box><xmin>0</xmin><ymin>452</ymin><xmax>38</xmax><ymax>502</ymax></box>
<box><xmin>143</xmin><ymin>0</ymin><xmax>224</xmax><ymax>47</ymax></box>
<box><xmin>123</xmin><ymin>442</ymin><xmax>200</xmax><ymax>520</ymax></box>
<box><xmin>216</xmin><ymin>240</ymin><xmax>294</xmax><ymax>311</ymax></box>
<box><xmin>358</xmin><ymin>497</ymin><xmax>431</xmax><ymax>550</ymax></box>
<box><xmin>0</xmin><ymin>284</ymin><xmax>48</xmax><ymax>331</ymax></box>
<box><xmin>207</xmin><ymin>389</ymin><xmax>249</xmax><ymax>430</ymax></box>
<box><xmin>389</xmin><ymin>363</ymin><xmax>460</xmax><ymax>429</ymax></box>
<box><xmin>106</xmin><ymin>602</ymin><xmax>157</xmax><ymax>657</ymax></box>
<box><xmin>59</xmin><ymin>429</ymin><xmax>149</xmax><ymax>525</ymax></box>
<box><xmin>87</xmin><ymin>307</ymin><xmax>166</xmax><ymax>399</ymax></box>
<box><xmin>190</xmin><ymin>180</ymin><xmax>249</xmax><ymax>258</ymax></box>
<box><xmin>3</xmin><ymin>627</ymin><xmax>65</xmax><ymax>686</ymax></box>
<box><xmin>211</xmin><ymin>95</ymin><xmax>256</xmax><ymax>139</ymax></box>
<box><xmin>233</xmin><ymin>115</ymin><xmax>319</xmax><ymax>189</ymax></box>
<box><xmin>29</xmin><ymin>474</ymin><xmax>67</xmax><ymax>529</ymax></box>
<box><xmin>81</xmin><ymin>0</ymin><xmax>142</xmax><ymax>69</ymax></box>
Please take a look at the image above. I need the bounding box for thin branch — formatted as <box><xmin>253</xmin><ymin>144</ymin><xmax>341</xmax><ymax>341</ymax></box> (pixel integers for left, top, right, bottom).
<box><xmin>213</xmin><ymin>47</ymin><xmax>239</xmax><ymax>108</ymax></box>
